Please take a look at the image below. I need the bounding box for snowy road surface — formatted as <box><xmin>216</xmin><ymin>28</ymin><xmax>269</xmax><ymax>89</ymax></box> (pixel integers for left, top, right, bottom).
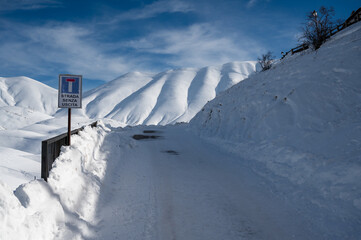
<box><xmin>88</xmin><ymin>125</ymin><xmax>321</xmax><ymax>240</ymax></box>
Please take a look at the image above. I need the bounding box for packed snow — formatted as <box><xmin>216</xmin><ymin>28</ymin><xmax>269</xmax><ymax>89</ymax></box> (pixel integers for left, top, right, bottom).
<box><xmin>0</xmin><ymin>20</ymin><xmax>361</xmax><ymax>240</ymax></box>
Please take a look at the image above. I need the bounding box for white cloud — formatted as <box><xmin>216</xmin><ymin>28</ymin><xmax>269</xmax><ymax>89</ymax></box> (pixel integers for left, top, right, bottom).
<box><xmin>114</xmin><ymin>0</ymin><xmax>194</xmax><ymax>21</ymax></box>
<box><xmin>247</xmin><ymin>0</ymin><xmax>257</xmax><ymax>8</ymax></box>
<box><xmin>126</xmin><ymin>24</ymin><xmax>265</xmax><ymax>68</ymax></box>
<box><xmin>0</xmin><ymin>0</ymin><xmax>61</xmax><ymax>11</ymax></box>
<box><xmin>0</xmin><ymin>22</ymin><xmax>132</xmax><ymax>80</ymax></box>
<box><xmin>0</xmin><ymin>20</ymin><xmax>266</xmax><ymax>82</ymax></box>
<box><xmin>247</xmin><ymin>0</ymin><xmax>271</xmax><ymax>8</ymax></box>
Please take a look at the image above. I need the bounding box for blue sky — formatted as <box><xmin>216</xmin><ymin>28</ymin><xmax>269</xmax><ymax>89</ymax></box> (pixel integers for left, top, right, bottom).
<box><xmin>0</xmin><ymin>0</ymin><xmax>359</xmax><ymax>90</ymax></box>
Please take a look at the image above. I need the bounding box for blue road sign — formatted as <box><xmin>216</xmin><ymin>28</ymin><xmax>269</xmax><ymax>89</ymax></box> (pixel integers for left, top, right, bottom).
<box><xmin>61</xmin><ymin>76</ymin><xmax>80</xmax><ymax>94</ymax></box>
<box><xmin>58</xmin><ymin>74</ymin><xmax>82</xmax><ymax>108</ymax></box>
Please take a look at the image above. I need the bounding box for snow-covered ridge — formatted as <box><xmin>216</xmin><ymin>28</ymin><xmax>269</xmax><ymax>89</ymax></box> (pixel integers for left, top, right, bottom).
<box><xmin>81</xmin><ymin>61</ymin><xmax>257</xmax><ymax>125</ymax></box>
<box><xmin>191</xmin><ymin>22</ymin><xmax>361</xmax><ymax>213</ymax></box>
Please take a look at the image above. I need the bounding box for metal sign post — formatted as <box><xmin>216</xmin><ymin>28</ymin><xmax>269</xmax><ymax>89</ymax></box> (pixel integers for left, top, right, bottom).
<box><xmin>58</xmin><ymin>74</ymin><xmax>82</xmax><ymax>146</ymax></box>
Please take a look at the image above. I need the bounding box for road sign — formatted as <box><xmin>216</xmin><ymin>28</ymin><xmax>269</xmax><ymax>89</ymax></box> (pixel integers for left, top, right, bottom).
<box><xmin>58</xmin><ymin>74</ymin><xmax>82</xmax><ymax>108</ymax></box>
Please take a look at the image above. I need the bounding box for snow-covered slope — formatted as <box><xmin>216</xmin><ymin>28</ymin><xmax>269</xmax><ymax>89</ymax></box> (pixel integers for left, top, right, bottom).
<box><xmin>0</xmin><ymin>77</ymin><xmax>57</xmax><ymax>115</ymax></box>
<box><xmin>0</xmin><ymin>77</ymin><xmax>57</xmax><ymax>130</ymax></box>
<box><xmin>191</xmin><ymin>22</ymin><xmax>361</xmax><ymax>215</ymax></box>
<box><xmin>0</xmin><ymin>77</ymin><xmax>60</xmax><ymax>188</ymax></box>
<box><xmin>82</xmin><ymin>61</ymin><xmax>257</xmax><ymax>125</ymax></box>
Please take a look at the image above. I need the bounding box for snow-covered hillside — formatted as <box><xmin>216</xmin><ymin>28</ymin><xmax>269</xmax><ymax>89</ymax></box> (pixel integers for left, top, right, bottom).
<box><xmin>81</xmin><ymin>61</ymin><xmax>257</xmax><ymax>125</ymax></box>
<box><xmin>0</xmin><ymin>77</ymin><xmax>57</xmax><ymax>114</ymax></box>
<box><xmin>191</xmin><ymin>21</ymin><xmax>361</xmax><ymax>222</ymax></box>
<box><xmin>0</xmin><ymin>77</ymin><xmax>60</xmax><ymax>188</ymax></box>
<box><xmin>0</xmin><ymin>77</ymin><xmax>57</xmax><ymax>129</ymax></box>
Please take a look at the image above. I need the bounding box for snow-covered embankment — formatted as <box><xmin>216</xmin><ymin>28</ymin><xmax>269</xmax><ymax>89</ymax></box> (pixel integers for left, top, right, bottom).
<box><xmin>191</xmin><ymin>21</ymin><xmax>361</xmax><ymax>236</ymax></box>
<box><xmin>0</xmin><ymin>122</ymin><xmax>109</xmax><ymax>240</ymax></box>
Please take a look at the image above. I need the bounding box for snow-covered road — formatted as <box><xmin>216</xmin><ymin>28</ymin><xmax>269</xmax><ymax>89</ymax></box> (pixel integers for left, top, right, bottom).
<box><xmin>88</xmin><ymin>125</ymin><xmax>320</xmax><ymax>240</ymax></box>
<box><xmin>2</xmin><ymin>123</ymin><xmax>359</xmax><ymax>239</ymax></box>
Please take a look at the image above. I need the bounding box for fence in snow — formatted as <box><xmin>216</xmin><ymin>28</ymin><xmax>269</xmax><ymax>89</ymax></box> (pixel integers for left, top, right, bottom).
<box><xmin>41</xmin><ymin>121</ymin><xmax>98</xmax><ymax>181</ymax></box>
<box><xmin>281</xmin><ymin>7</ymin><xmax>361</xmax><ymax>59</ymax></box>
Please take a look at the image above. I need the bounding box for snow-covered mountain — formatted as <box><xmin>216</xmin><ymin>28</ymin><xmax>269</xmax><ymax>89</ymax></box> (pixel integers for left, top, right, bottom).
<box><xmin>81</xmin><ymin>61</ymin><xmax>257</xmax><ymax>125</ymax></box>
<box><xmin>0</xmin><ymin>61</ymin><xmax>257</xmax><ymax>188</ymax></box>
<box><xmin>0</xmin><ymin>76</ymin><xmax>57</xmax><ymax>114</ymax></box>
<box><xmin>0</xmin><ymin>62</ymin><xmax>257</xmax><ymax>128</ymax></box>
<box><xmin>0</xmin><ymin>77</ymin><xmax>57</xmax><ymax>129</ymax></box>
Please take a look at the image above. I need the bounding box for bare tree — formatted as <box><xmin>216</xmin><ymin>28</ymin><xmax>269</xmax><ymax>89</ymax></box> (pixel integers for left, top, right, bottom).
<box><xmin>258</xmin><ymin>51</ymin><xmax>275</xmax><ymax>71</ymax></box>
<box><xmin>300</xmin><ymin>6</ymin><xmax>337</xmax><ymax>50</ymax></box>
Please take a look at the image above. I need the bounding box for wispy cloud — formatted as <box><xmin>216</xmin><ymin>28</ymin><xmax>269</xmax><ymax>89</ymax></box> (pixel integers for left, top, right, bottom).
<box><xmin>247</xmin><ymin>0</ymin><xmax>257</xmax><ymax>8</ymax></box>
<box><xmin>246</xmin><ymin>0</ymin><xmax>271</xmax><ymax>9</ymax></box>
<box><xmin>126</xmin><ymin>24</ymin><xmax>264</xmax><ymax>68</ymax></box>
<box><xmin>0</xmin><ymin>0</ymin><xmax>61</xmax><ymax>11</ymax></box>
<box><xmin>114</xmin><ymin>0</ymin><xmax>194</xmax><ymax>21</ymax></box>
<box><xmin>0</xmin><ymin>18</ymin><xmax>265</xmax><ymax>82</ymax></box>
<box><xmin>0</xmin><ymin>0</ymin><xmax>272</xmax><ymax>83</ymax></box>
<box><xmin>0</xmin><ymin>21</ymin><xmax>132</xmax><ymax>80</ymax></box>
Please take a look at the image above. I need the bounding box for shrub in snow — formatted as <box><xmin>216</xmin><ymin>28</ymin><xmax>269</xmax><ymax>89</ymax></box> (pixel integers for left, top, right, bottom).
<box><xmin>257</xmin><ymin>51</ymin><xmax>275</xmax><ymax>71</ymax></box>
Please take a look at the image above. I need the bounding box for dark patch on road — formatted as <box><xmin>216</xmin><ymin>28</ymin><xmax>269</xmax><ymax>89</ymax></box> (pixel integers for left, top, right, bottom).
<box><xmin>132</xmin><ymin>134</ymin><xmax>161</xmax><ymax>140</ymax></box>
<box><xmin>162</xmin><ymin>150</ymin><xmax>180</xmax><ymax>155</ymax></box>
<box><xmin>143</xmin><ymin>130</ymin><xmax>161</xmax><ymax>134</ymax></box>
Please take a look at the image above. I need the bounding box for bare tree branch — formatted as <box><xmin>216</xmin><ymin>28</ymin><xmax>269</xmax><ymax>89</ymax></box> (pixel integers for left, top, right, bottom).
<box><xmin>299</xmin><ymin>6</ymin><xmax>336</xmax><ymax>50</ymax></box>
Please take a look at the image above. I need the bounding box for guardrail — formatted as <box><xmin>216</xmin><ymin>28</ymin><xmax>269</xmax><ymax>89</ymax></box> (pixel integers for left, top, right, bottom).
<box><xmin>41</xmin><ymin>121</ymin><xmax>98</xmax><ymax>181</ymax></box>
<box><xmin>281</xmin><ymin>7</ymin><xmax>361</xmax><ymax>59</ymax></box>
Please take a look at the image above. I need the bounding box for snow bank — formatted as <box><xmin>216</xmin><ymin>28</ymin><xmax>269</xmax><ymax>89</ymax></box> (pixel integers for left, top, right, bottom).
<box><xmin>48</xmin><ymin>121</ymin><xmax>108</xmax><ymax>223</ymax></box>
<box><xmin>0</xmin><ymin>121</ymin><xmax>109</xmax><ymax>240</ymax></box>
<box><xmin>191</xmin><ymin>22</ymin><xmax>361</xmax><ymax>223</ymax></box>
